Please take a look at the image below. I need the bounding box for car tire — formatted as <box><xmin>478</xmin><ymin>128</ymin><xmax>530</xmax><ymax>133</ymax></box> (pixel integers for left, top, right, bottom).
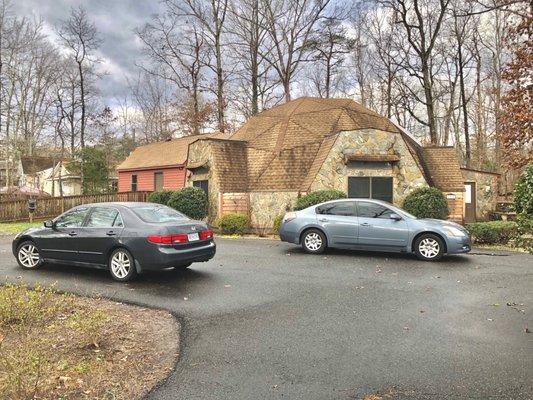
<box><xmin>173</xmin><ymin>262</ymin><xmax>192</xmax><ymax>271</ymax></box>
<box><xmin>16</xmin><ymin>240</ymin><xmax>43</xmax><ymax>270</ymax></box>
<box><xmin>301</xmin><ymin>229</ymin><xmax>327</xmax><ymax>254</ymax></box>
<box><xmin>414</xmin><ymin>234</ymin><xmax>444</xmax><ymax>261</ymax></box>
<box><xmin>109</xmin><ymin>248</ymin><xmax>137</xmax><ymax>282</ymax></box>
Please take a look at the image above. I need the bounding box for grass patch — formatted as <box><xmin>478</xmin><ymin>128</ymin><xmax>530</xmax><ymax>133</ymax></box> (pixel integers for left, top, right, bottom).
<box><xmin>0</xmin><ymin>284</ymin><xmax>179</xmax><ymax>400</ymax></box>
<box><xmin>0</xmin><ymin>220</ymin><xmax>43</xmax><ymax>235</ymax></box>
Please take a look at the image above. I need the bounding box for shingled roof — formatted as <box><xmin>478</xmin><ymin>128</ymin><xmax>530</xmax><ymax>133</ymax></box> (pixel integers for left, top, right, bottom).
<box><xmin>116</xmin><ymin>132</ymin><xmax>229</xmax><ymax>171</ymax></box>
<box><xmin>230</xmin><ymin>97</ymin><xmax>402</xmax><ymax>191</ymax></box>
<box><xmin>421</xmin><ymin>147</ymin><xmax>465</xmax><ymax>192</ymax></box>
<box><xmin>20</xmin><ymin>156</ymin><xmax>56</xmax><ymax>175</ymax></box>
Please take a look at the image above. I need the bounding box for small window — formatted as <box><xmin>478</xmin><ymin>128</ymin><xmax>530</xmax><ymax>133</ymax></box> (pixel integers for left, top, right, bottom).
<box><xmin>86</xmin><ymin>207</ymin><xmax>121</xmax><ymax>228</ymax></box>
<box><xmin>131</xmin><ymin>175</ymin><xmax>138</xmax><ymax>192</ymax></box>
<box><xmin>154</xmin><ymin>172</ymin><xmax>164</xmax><ymax>191</ymax></box>
<box><xmin>356</xmin><ymin>202</ymin><xmax>394</xmax><ymax>219</ymax></box>
<box><xmin>193</xmin><ymin>180</ymin><xmax>208</xmax><ymax>195</ymax></box>
<box><xmin>55</xmin><ymin>207</ymin><xmax>89</xmax><ymax>228</ymax></box>
<box><xmin>348</xmin><ymin>176</ymin><xmax>393</xmax><ymax>203</ymax></box>
<box><xmin>316</xmin><ymin>201</ymin><xmax>356</xmax><ymax>216</ymax></box>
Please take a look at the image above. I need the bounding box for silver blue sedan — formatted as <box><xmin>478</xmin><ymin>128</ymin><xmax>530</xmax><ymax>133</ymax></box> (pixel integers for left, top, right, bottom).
<box><xmin>279</xmin><ymin>199</ymin><xmax>471</xmax><ymax>261</ymax></box>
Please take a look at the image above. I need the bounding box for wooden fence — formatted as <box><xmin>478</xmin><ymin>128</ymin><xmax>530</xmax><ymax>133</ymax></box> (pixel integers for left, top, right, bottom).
<box><xmin>0</xmin><ymin>192</ymin><xmax>150</xmax><ymax>222</ymax></box>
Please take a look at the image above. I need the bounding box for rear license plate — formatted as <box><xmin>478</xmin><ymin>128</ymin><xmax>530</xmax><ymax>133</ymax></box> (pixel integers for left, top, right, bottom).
<box><xmin>188</xmin><ymin>233</ymin><xmax>200</xmax><ymax>241</ymax></box>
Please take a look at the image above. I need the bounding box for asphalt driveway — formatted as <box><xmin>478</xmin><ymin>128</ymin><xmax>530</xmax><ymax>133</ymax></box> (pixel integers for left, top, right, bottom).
<box><xmin>1</xmin><ymin>236</ymin><xmax>532</xmax><ymax>399</ymax></box>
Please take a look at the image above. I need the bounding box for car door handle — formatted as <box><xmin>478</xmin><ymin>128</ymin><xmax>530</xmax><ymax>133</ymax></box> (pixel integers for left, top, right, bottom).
<box><xmin>360</xmin><ymin>223</ymin><xmax>371</xmax><ymax>227</ymax></box>
<box><xmin>106</xmin><ymin>231</ymin><xmax>117</xmax><ymax>236</ymax></box>
<box><xmin>318</xmin><ymin>218</ymin><xmax>329</xmax><ymax>222</ymax></box>
<box><xmin>68</xmin><ymin>231</ymin><xmax>77</xmax><ymax>236</ymax></box>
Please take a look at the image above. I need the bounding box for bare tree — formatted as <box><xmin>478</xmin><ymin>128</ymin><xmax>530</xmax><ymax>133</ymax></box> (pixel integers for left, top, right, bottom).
<box><xmin>228</xmin><ymin>0</ymin><xmax>273</xmax><ymax>115</ymax></box>
<box><xmin>137</xmin><ymin>14</ymin><xmax>212</xmax><ymax>135</ymax></box>
<box><xmin>57</xmin><ymin>6</ymin><xmax>101</xmax><ymax>150</ymax></box>
<box><xmin>261</xmin><ymin>0</ymin><xmax>331</xmax><ymax>102</ymax></box>
<box><xmin>306</xmin><ymin>16</ymin><xmax>351</xmax><ymax>98</ymax></box>
<box><xmin>165</xmin><ymin>0</ymin><xmax>229</xmax><ymax>132</ymax></box>
<box><xmin>384</xmin><ymin>0</ymin><xmax>451</xmax><ymax>144</ymax></box>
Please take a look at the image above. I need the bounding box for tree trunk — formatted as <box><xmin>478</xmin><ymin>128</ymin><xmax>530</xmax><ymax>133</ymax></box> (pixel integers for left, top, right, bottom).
<box><xmin>421</xmin><ymin>58</ymin><xmax>437</xmax><ymax>144</ymax></box>
<box><xmin>458</xmin><ymin>39</ymin><xmax>471</xmax><ymax>165</ymax></box>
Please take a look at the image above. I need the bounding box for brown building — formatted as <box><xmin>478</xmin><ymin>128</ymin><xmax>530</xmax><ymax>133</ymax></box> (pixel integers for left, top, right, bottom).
<box><xmin>119</xmin><ymin>97</ymin><xmax>500</xmax><ymax>228</ymax></box>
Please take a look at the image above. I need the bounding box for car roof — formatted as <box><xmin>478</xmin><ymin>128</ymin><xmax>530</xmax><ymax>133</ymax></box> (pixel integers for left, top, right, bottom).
<box><xmin>319</xmin><ymin>198</ymin><xmax>392</xmax><ymax>206</ymax></box>
<box><xmin>71</xmin><ymin>202</ymin><xmax>160</xmax><ymax>209</ymax></box>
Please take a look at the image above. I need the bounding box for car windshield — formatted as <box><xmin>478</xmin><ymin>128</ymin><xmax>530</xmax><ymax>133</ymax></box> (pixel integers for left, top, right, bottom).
<box><xmin>132</xmin><ymin>205</ymin><xmax>189</xmax><ymax>223</ymax></box>
<box><xmin>395</xmin><ymin>207</ymin><xmax>417</xmax><ymax>219</ymax></box>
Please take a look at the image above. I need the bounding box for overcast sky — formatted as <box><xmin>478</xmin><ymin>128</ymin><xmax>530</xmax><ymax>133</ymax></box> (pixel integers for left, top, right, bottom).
<box><xmin>13</xmin><ymin>0</ymin><xmax>164</xmax><ymax>107</ymax></box>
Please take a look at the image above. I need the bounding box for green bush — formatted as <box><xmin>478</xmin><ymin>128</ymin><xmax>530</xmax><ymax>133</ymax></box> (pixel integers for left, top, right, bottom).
<box><xmin>167</xmin><ymin>187</ymin><xmax>208</xmax><ymax>220</ymax></box>
<box><xmin>217</xmin><ymin>213</ymin><xmax>249</xmax><ymax>235</ymax></box>
<box><xmin>514</xmin><ymin>164</ymin><xmax>533</xmax><ymax>215</ymax></box>
<box><xmin>273</xmin><ymin>215</ymin><xmax>284</xmax><ymax>233</ymax></box>
<box><xmin>148</xmin><ymin>190</ymin><xmax>174</xmax><ymax>205</ymax></box>
<box><xmin>402</xmin><ymin>187</ymin><xmax>449</xmax><ymax>219</ymax></box>
<box><xmin>516</xmin><ymin>213</ymin><xmax>533</xmax><ymax>253</ymax></box>
<box><xmin>466</xmin><ymin>221</ymin><xmax>518</xmax><ymax>244</ymax></box>
<box><xmin>295</xmin><ymin>190</ymin><xmax>346</xmax><ymax>211</ymax></box>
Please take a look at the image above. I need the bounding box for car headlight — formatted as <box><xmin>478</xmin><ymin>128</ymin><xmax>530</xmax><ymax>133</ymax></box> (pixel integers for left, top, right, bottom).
<box><xmin>443</xmin><ymin>226</ymin><xmax>467</xmax><ymax>237</ymax></box>
<box><xmin>282</xmin><ymin>212</ymin><xmax>297</xmax><ymax>223</ymax></box>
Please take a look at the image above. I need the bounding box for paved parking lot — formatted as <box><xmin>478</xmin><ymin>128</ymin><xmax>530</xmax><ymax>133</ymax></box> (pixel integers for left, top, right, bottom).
<box><xmin>1</xmin><ymin>236</ymin><xmax>532</xmax><ymax>399</ymax></box>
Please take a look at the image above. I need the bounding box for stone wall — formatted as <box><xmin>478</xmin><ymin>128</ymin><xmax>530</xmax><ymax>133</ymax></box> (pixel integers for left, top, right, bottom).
<box><xmin>310</xmin><ymin>129</ymin><xmax>427</xmax><ymax>205</ymax></box>
<box><xmin>220</xmin><ymin>192</ymin><xmax>249</xmax><ymax>216</ymax></box>
<box><xmin>249</xmin><ymin>191</ymin><xmax>299</xmax><ymax>229</ymax></box>
<box><xmin>461</xmin><ymin>169</ymin><xmax>499</xmax><ymax>220</ymax></box>
<box><xmin>186</xmin><ymin>140</ymin><xmax>221</xmax><ymax>224</ymax></box>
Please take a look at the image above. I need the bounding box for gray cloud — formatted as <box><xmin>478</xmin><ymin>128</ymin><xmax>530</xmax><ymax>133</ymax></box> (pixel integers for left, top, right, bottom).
<box><xmin>13</xmin><ymin>0</ymin><xmax>163</xmax><ymax>107</ymax></box>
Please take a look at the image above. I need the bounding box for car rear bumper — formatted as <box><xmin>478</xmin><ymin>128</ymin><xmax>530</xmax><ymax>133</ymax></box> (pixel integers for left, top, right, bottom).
<box><xmin>137</xmin><ymin>240</ymin><xmax>216</xmax><ymax>271</ymax></box>
<box><xmin>447</xmin><ymin>236</ymin><xmax>471</xmax><ymax>254</ymax></box>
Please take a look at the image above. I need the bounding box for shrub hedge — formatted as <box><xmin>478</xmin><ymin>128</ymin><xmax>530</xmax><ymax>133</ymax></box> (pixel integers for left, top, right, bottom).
<box><xmin>402</xmin><ymin>187</ymin><xmax>449</xmax><ymax>219</ymax></box>
<box><xmin>148</xmin><ymin>190</ymin><xmax>173</xmax><ymax>205</ymax></box>
<box><xmin>167</xmin><ymin>187</ymin><xmax>208</xmax><ymax>220</ymax></box>
<box><xmin>514</xmin><ymin>164</ymin><xmax>533</xmax><ymax>215</ymax></box>
<box><xmin>217</xmin><ymin>213</ymin><xmax>249</xmax><ymax>235</ymax></box>
<box><xmin>273</xmin><ymin>214</ymin><xmax>284</xmax><ymax>233</ymax></box>
<box><xmin>294</xmin><ymin>190</ymin><xmax>346</xmax><ymax>211</ymax></box>
<box><xmin>466</xmin><ymin>221</ymin><xmax>518</xmax><ymax>244</ymax></box>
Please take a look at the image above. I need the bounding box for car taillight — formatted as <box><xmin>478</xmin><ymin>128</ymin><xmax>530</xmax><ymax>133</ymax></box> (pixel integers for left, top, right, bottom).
<box><xmin>147</xmin><ymin>234</ymin><xmax>188</xmax><ymax>244</ymax></box>
<box><xmin>199</xmin><ymin>229</ymin><xmax>214</xmax><ymax>240</ymax></box>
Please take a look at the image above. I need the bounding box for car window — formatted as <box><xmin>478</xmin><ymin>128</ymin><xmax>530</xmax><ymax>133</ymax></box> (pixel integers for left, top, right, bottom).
<box><xmin>132</xmin><ymin>205</ymin><xmax>189</xmax><ymax>223</ymax></box>
<box><xmin>114</xmin><ymin>213</ymin><xmax>124</xmax><ymax>227</ymax></box>
<box><xmin>86</xmin><ymin>207</ymin><xmax>122</xmax><ymax>228</ymax></box>
<box><xmin>55</xmin><ymin>208</ymin><xmax>89</xmax><ymax>228</ymax></box>
<box><xmin>316</xmin><ymin>201</ymin><xmax>356</xmax><ymax>216</ymax></box>
<box><xmin>356</xmin><ymin>202</ymin><xmax>394</xmax><ymax>219</ymax></box>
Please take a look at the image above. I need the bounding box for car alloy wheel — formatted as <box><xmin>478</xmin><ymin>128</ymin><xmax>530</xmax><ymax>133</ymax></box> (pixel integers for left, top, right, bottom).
<box><xmin>415</xmin><ymin>234</ymin><xmax>444</xmax><ymax>261</ymax></box>
<box><xmin>302</xmin><ymin>229</ymin><xmax>326</xmax><ymax>254</ymax></box>
<box><xmin>109</xmin><ymin>249</ymin><xmax>136</xmax><ymax>281</ymax></box>
<box><xmin>17</xmin><ymin>242</ymin><xmax>41</xmax><ymax>269</ymax></box>
<box><xmin>419</xmin><ymin>238</ymin><xmax>440</xmax><ymax>259</ymax></box>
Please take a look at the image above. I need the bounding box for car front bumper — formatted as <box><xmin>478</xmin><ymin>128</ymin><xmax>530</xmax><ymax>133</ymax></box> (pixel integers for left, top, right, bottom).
<box><xmin>279</xmin><ymin>223</ymin><xmax>300</xmax><ymax>244</ymax></box>
<box><xmin>446</xmin><ymin>235</ymin><xmax>471</xmax><ymax>254</ymax></box>
<box><xmin>136</xmin><ymin>240</ymin><xmax>216</xmax><ymax>271</ymax></box>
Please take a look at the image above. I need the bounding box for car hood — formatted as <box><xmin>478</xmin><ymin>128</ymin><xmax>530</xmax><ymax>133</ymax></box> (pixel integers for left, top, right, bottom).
<box><xmin>13</xmin><ymin>226</ymin><xmax>44</xmax><ymax>240</ymax></box>
<box><xmin>419</xmin><ymin>218</ymin><xmax>467</xmax><ymax>231</ymax></box>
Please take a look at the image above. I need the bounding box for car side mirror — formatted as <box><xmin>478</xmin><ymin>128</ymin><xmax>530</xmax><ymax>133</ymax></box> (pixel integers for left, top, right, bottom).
<box><xmin>389</xmin><ymin>213</ymin><xmax>402</xmax><ymax>221</ymax></box>
<box><xmin>44</xmin><ymin>220</ymin><xmax>54</xmax><ymax>228</ymax></box>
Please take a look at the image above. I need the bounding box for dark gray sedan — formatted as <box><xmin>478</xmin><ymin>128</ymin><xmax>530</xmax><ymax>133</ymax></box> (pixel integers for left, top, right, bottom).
<box><xmin>279</xmin><ymin>199</ymin><xmax>471</xmax><ymax>261</ymax></box>
<box><xmin>12</xmin><ymin>202</ymin><xmax>216</xmax><ymax>281</ymax></box>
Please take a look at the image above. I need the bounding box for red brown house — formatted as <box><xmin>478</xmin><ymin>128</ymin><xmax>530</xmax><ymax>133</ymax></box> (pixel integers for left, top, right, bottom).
<box><xmin>116</xmin><ymin>133</ymin><xmax>228</xmax><ymax>193</ymax></box>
